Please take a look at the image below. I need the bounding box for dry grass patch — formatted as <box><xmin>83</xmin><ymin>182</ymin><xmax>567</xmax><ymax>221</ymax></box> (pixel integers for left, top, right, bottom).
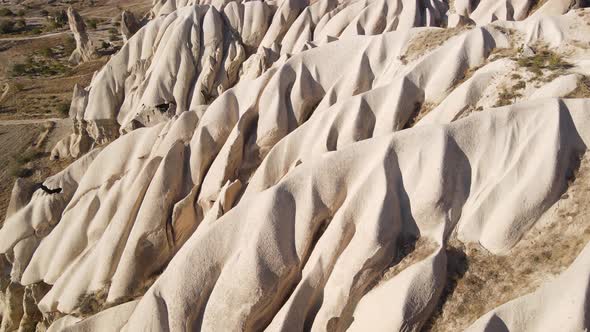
<box><xmin>76</xmin><ymin>284</ymin><xmax>110</xmax><ymax>317</ymax></box>
<box><xmin>516</xmin><ymin>48</ymin><xmax>573</xmax><ymax>78</ymax></box>
<box><xmin>494</xmin><ymin>80</ymin><xmax>526</xmax><ymax>107</ymax></box>
<box><xmin>0</xmin><ymin>121</ymin><xmax>72</xmax><ymax>222</ymax></box>
<box><xmin>405</xmin><ymin>102</ymin><xmax>437</xmax><ymax>128</ymax></box>
<box><xmin>527</xmin><ymin>0</ymin><xmax>549</xmax><ymax>16</ymax></box>
<box><xmin>426</xmin><ymin>152</ymin><xmax>590</xmax><ymax>331</ymax></box>
<box><xmin>566</xmin><ymin>75</ymin><xmax>590</xmax><ymax>98</ymax></box>
<box><xmin>0</xmin><ymin>124</ymin><xmax>42</xmax><ymax>219</ymax></box>
<box><xmin>401</xmin><ymin>26</ymin><xmax>470</xmax><ymax>63</ymax></box>
<box><xmin>378</xmin><ymin>237</ymin><xmax>438</xmax><ymax>286</ymax></box>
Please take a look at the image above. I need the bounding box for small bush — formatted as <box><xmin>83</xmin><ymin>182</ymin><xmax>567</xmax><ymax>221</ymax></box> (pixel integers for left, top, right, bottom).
<box><xmin>87</xmin><ymin>18</ymin><xmax>98</xmax><ymax>29</ymax></box>
<box><xmin>0</xmin><ymin>8</ymin><xmax>15</xmax><ymax>17</ymax></box>
<box><xmin>16</xmin><ymin>9</ymin><xmax>25</xmax><ymax>17</ymax></box>
<box><xmin>11</xmin><ymin>58</ymin><xmax>69</xmax><ymax>77</ymax></box>
<box><xmin>40</xmin><ymin>47</ymin><xmax>53</xmax><ymax>57</ymax></box>
<box><xmin>57</xmin><ymin>102</ymin><xmax>70</xmax><ymax>117</ymax></box>
<box><xmin>63</xmin><ymin>36</ymin><xmax>76</xmax><ymax>53</ymax></box>
<box><xmin>11</xmin><ymin>63</ymin><xmax>27</xmax><ymax>76</ymax></box>
<box><xmin>495</xmin><ymin>86</ymin><xmax>523</xmax><ymax>107</ymax></box>
<box><xmin>13</xmin><ymin>18</ymin><xmax>25</xmax><ymax>30</ymax></box>
<box><xmin>517</xmin><ymin>49</ymin><xmax>573</xmax><ymax>77</ymax></box>
<box><xmin>40</xmin><ymin>9</ymin><xmax>49</xmax><ymax>17</ymax></box>
<box><xmin>8</xmin><ymin>164</ymin><xmax>33</xmax><ymax>178</ymax></box>
<box><xmin>513</xmin><ymin>81</ymin><xmax>526</xmax><ymax>90</ymax></box>
<box><xmin>0</xmin><ymin>19</ymin><xmax>15</xmax><ymax>33</ymax></box>
<box><xmin>13</xmin><ymin>149</ymin><xmax>43</xmax><ymax>164</ymax></box>
<box><xmin>46</xmin><ymin>10</ymin><xmax>67</xmax><ymax>30</ymax></box>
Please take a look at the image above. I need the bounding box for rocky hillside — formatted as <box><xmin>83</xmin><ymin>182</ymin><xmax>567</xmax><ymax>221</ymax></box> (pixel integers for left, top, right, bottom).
<box><xmin>2</xmin><ymin>0</ymin><xmax>590</xmax><ymax>331</ymax></box>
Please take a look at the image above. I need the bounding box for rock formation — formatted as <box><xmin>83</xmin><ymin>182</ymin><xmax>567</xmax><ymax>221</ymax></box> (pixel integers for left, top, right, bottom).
<box><xmin>120</xmin><ymin>10</ymin><xmax>141</xmax><ymax>42</ymax></box>
<box><xmin>2</xmin><ymin>0</ymin><xmax>590</xmax><ymax>331</ymax></box>
<box><xmin>67</xmin><ymin>7</ymin><xmax>95</xmax><ymax>65</ymax></box>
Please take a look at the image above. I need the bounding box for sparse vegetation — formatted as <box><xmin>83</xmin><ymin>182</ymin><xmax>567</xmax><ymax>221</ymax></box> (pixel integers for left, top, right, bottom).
<box><xmin>13</xmin><ymin>18</ymin><xmax>25</xmax><ymax>30</ymax></box>
<box><xmin>57</xmin><ymin>102</ymin><xmax>70</xmax><ymax>118</ymax></box>
<box><xmin>513</xmin><ymin>80</ymin><xmax>526</xmax><ymax>90</ymax></box>
<box><xmin>13</xmin><ymin>83</ymin><xmax>24</xmax><ymax>91</ymax></box>
<box><xmin>0</xmin><ymin>19</ymin><xmax>16</xmax><ymax>33</ymax></box>
<box><xmin>377</xmin><ymin>237</ymin><xmax>437</xmax><ymax>286</ymax></box>
<box><xmin>40</xmin><ymin>47</ymin><xmax>54</xmax><ymax>58</ymax></box>
<box><xmin>426</xmin><ymin>152</ymin><xmax>590</xmax><ymax>332</ymax></box>
<box><xmin>76</xmin><ymin>284</ymin><xmax>110</xmax><ymax>316</ymax></box>
<box><xmin>14</xmin><ymin>149</ymin><xmax>43</xmax><ymax>165</ymax></box>
<box><xmin>495</xmin><ymin>84</ymin><xmax>524</xmax><ymax>107</ymax></box>
<box><xmin>64</xmin><ymin>36</ymin><xmax>77</xmax><ymax>54</ymax></box>
<box><xmin>402</xmin><ymin>26</ymin><xmax>471</xmax><ymax>63</ymax></box>
<box><xmin>0</xmin><ymin>8</ymin><xmax>15</xmax><ymax>17</ymax></box>
<box><xmin>87</xmin><ymin>18</ymin><xmax>98</xmax><ymax>29</ymax></box>
<box><xmin>405</xmin><ymin>101</ymin><xmax>437</xmax><ymax>128</ymax></box>
<box><xmin>528</xmin><ymin>0</ymin><xmax>549</xmax><ymax>16</ymax></box>
<box><xmin>566</xmin><ymin>76</ymin><xmax>590</xmax><ymax>98</ymax></box>
<box><xmin>8</xmin><ymin>148</ymin><xmax>43</xmax><ymax>178</ymax></box>
<box><xmin>517</xmin><ymin>49</ymin><xmax>573</xmax><ymax>77</ymax></box>
<box><xmin>45</xmin><ymin>10</ymin><xmax>68</xmax><ymax>31</ymax></box>
<box><xmin>11</xmin><ymin>56</ymin><xmax>70</xmax><ymax>77</ymax></box>
<box><xmin>8</xmin><ymin>164</ymin><xmax>33</xmax><ymax>178</ymax></box>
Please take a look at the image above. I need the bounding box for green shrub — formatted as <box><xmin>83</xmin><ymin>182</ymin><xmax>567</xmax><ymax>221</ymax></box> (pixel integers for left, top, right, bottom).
<box><xmin>57</xmin><ymin>102</ymin><xmax>70</xmax><ymax>117</ymax></box>
<box><xmin>16</xmin><ymin>9</ymin><xmax>25</xmax><ymax>16</ymax></box>
<box><xmin>8</xmin><ymin>164</ymin><xmax>33</xmax><ymax>178</ymax></box>
<box><xmin>46</xmin><ymin>10</ymin><xmax>67</xmax><ymax>30</ymax></box>
<box><xmin>63</xmin><ymin>36</ymin><xmax>76</xmax><ymax>53</ymax></box>
<box><xmin>0</xmin><ymin>8</ymin><xmax>15</xmax><ymax>17</ymax></box>
<box><xmin>13</xmin><ymin>149</ymin><xmax>43</xmax><ymax>164</ymax></box>
<box><xmin>11</xmin><ymin>63</ymin><xmax>27</xmax><ymax>76</ymax></box>
<box><xmin>495</xmin><ymin>87</ymin><xmax>523</xmax><ymax>107</ymax></box>
<box><xmin>87</xmin><ymin>18</ymin><xmax>98</xmax><ymax>29</ymax></box>
<box><xmin>513</xmin><ymin>81</ymin><xmax>526</xmax><ymax>90</ymax></box>
<box><xmin>13</xmin><ymin>18</ymin><xmax>25</xmax><ymax>30</ymax></box>
<box><xmin>0</xmin><ymin>19</ymin><xmax>15</xmax><ymax>33</ymax></box>
<box><xmin>40</xmin><ymin>47</ymin><xmax>53</xmax><ymax>57</ymax></box>
<box><xmin>517</xmin><ymin>49</ymin><xmax>573</xmax><ymax>77</ymax></box>
<box><xmin>11</xmin><ymin>58</ymin><xmax>69</xmax><ymax>77</ymax></box>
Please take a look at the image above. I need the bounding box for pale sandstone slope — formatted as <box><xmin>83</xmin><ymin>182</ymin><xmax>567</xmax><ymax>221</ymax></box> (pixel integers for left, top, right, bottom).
<box><xmin>2</xmin><ymin>0</ymin><xmax>590</xmax><ymax>331</ymax></box>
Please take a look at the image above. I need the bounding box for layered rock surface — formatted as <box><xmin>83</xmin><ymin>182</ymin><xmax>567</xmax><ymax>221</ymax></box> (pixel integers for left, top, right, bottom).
<box><xmin>3</xmin><ymin>0</ymin><xmax>590</xmax><ymax>331</ymax></box>
<box><xmin>67</xmin><ymin>7</ymin><xmax>96</xmax><ymax>65</ymax></box>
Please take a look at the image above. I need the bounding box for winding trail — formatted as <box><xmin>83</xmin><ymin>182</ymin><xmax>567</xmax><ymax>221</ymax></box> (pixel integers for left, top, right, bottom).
<box><xmin>0</xmin><ymin>118</ymin><xmax>62</xmax><ymax>125</ymax></box>
<box><xmin>0</xmin><ymin>31</ymin><xmax>68</xmax><ymax>42</ymax></box>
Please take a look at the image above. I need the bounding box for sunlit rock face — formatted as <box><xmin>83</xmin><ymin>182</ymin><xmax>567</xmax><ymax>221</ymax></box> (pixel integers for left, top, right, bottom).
<box><xmin>3</xmin><ymin>0</ymin><xmax>590</xmax><ymax>331</ymax></box>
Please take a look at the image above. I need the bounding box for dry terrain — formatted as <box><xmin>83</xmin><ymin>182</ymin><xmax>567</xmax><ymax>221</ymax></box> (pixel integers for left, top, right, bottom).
<box><xmin>2</xmin><ymin>0</ymin><xmax>590</xmax><ymax>332</ymax></box>
<box><xmin>0</xmin><ymin>0</ymin><xmax>149</xmax><ymax>223</ymax></box>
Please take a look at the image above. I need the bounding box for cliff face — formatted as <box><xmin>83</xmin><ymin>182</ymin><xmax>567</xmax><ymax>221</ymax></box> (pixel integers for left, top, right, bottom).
<box><xmin>2</xmin><ymin>0</ymin><xmax>590</xmax><ymax>331</ymax></box>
